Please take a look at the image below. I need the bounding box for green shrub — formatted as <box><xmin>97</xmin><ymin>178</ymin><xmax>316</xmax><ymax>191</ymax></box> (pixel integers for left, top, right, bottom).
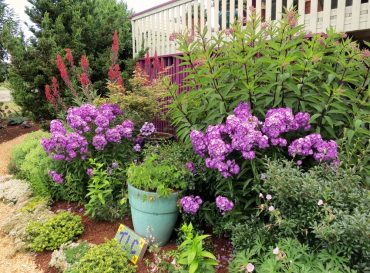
<box><xmin>85</xmin><ymin>159</ymin><xmax>129</xmax><ymax>221</ymax></box>
<box><xmin>26</xmin><ymin>211</ymin><xmax>84</xmax><ymax>252</ymax></box>
<box><xmin>8</xmin><ymin>131</ymin><xmax>48</xmax><ymax>175</ymax></box>
<box><xmin>261</xmin><ymin>159</ymin><xmax>370</xmax><ymax>270</ymax></box>
<box><xmin>67</xmin><ymin>240</ymin><xmax>136</xmax><ymax>273</ymax></box>
<box><xmin>223</xmin><ymin>216</ymin><xmax>271</xmax><ymax>251</ymax></box>
<box><xmin>229</xmin><ymin>238</ymin><xmax>355</xmax><ymax>273</ymax></box>
<box><xmin>20</xmin><ymin>143</ymin><xmax>57</xmax><ymax>198</ymax></box>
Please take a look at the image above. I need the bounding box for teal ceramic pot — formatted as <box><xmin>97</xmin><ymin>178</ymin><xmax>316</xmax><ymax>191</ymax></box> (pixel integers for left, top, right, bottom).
<box><xmin>128</xmin><ymin>183</ymin><xmax>179</xmax><ymax>246</ymax></box>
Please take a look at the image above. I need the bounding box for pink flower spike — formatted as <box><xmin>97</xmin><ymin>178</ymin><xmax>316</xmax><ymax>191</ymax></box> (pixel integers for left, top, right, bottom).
<box><xmin>273</xmin><ymin>247</ymin><xmax>279</xmax><ymax>255</ymax></box>
<box><xmin>268</xmin><ymin>206</ymin><xmax>275</xmax><ymax>212</ymax></box>
<box><xmin>266</xmin><ymin>194</ymin><xmax>272</xmax><ymax>200</ymax></box>
<box><xmin>318</xmin><ymin>199</ymin><xmax>324</xmax><ymax>206</ymax></box>
<box><xmin>246</xmin><ymin>263</ymin><xmax>255</xmax><ymax>272</ymax></box>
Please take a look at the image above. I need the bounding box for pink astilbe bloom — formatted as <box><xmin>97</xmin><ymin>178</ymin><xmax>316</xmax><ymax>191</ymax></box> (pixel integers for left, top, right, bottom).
<box><xmin>80</xmin><ymin>55</ymin><xmax>89</xmax><ymax>73</ymax></box>
<box><xmin>108</xmin><ymin>64</ymin><xmax>124</xmax><ymax>87</ymax></box>
<box><xmin>45</xmin><ymin>84</ymin><xmax>57</xmax><ymax>110</ymax></box>
<box><xmin>80</xmin><ymin>72</ymin><xmax>90</xmax><ymax>87</ymax></box>
<box><xmin>65</xmin><ymin>48</ymin><xmax>74</xmax><ymax>67</ymax></box>
<box><xmin>56</xmin><ymin>53</ymin><xmax>77</xmax><ymax>97</ymax></box>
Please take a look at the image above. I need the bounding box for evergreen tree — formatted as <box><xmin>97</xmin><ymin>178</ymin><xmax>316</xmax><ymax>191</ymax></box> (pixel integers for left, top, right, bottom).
<box><xmin>6</xmin><ymin>0</ymin><xmax>133</xmax><ymax>119</ymax></box>
<box><xmin>0</xmin><ymin>0</ymin><xmax>18</xmax><ymax>82</ymax></box>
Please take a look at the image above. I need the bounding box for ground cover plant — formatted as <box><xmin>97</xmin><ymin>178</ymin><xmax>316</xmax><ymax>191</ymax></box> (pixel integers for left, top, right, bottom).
<box><xmin>49</xmin><ymin>241</ymin><xmax>92</xmax><ymax>272</ymax></box>
<box><xmin>26</xmin><ymin>211</ymin><xmax>83</xmax><ymax>252</ymax></box>
<box><xmin>66</xmin><ymin>239</ymin><xmax>136</xmax><ymax>273</ymax></box>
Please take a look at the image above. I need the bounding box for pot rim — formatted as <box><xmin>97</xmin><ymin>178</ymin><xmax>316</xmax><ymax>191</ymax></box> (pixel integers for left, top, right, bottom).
<box><xmin>128</xmin><ymin>183</ymin><xmax>179</xmax><ymax>198</ymax></box>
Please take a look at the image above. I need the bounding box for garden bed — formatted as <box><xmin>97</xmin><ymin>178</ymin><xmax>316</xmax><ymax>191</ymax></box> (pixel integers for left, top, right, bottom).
<box><xmin>0</xmin><ymin>124</ymin><xmax>40</xmax><ymax>144</ymax></box>
<box><xmin>35</xmin><ymin>201</ymin><xmax>232</xmax><ymax>273</ymax></box>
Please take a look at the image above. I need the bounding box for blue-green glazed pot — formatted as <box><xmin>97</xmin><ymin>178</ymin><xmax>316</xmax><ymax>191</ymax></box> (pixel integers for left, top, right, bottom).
<box><xmin>128</xmin><ymin>183</ymin><xmax>179</xmax><ymax>246</ymax></box>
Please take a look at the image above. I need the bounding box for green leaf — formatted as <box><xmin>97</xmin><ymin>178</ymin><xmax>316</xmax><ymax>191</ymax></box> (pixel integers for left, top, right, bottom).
<box><xmin>189</xmin><ymin>261</ymin><xmax>199</xmax><ymax>273</ymax></box>
<box><xmin>188</xmin><ymin>248</ymin><xmax>196</xmax><ymax>264</ymax></box>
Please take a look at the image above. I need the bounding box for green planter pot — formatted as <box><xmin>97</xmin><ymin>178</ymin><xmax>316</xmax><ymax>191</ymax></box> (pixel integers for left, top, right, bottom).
<box><xmin>128</xmin><ymin>183</ymin><xmax>179</xmax><ymax>246</ymax></box>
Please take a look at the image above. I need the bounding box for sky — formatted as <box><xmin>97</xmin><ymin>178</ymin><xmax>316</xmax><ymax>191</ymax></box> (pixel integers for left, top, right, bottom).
<box><xmin>4</xmin><ymin>0</ymin><xmax>169</xmax><ymax>37</ymax></box>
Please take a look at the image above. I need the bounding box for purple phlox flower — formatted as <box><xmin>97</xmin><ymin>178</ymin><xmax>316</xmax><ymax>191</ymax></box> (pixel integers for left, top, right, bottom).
<box><xmin>48</xmin><ymin>170</ymin><xmax>64</xmax><ymax>184</ymax></box>
<box><xmin>262</xmin><ymin>108</ymin><xmax>311</xmax><ymax>147</ymax></box>
<box><xmin>190</xmin><ymin>130</ymin><xmax>207</xmax><ymax>157</ymax></box>
<box><xmin>50</xmin><ymin>120</ymin><xmax>66</xmax><ymax>134</ymax></box>
<box><xmin>186</xmin><ymin>162</ymin><xmax>196</xmax><ymax>173</ymax></box>
<box><xmin>105</xmin><ymin>127</ymin><xmax>122</xmax><ymax>143</ymax></box>
<box><xmin>234</xmin><ymin>102</ymin><xmax>251</xmax><ymax>119</ymax></box>
<box><xmin>95</xmin><ymin>114</ymin><xmax>110</xmax><ymax>128</ymax></box>
<box><xmin>180</xmin><ymin>195</ymin><xmax>203</xmax><ymax>214</ymax></box>
<box><xmin>87</xmin><ymin>168</ymin><xmax>94</xmax><ymax>177</ymax></box>
<box><xmin>100</xmin><ymin>103</ymin><xmax>123</xmax><ymax>116</ymax></box>
<box><xmin>140</xmin><ymin>122</ymin><xmax>156</xmax><ymax>136</ymax></box>
<box><xmin>133</xmin><ymin>144</ymin><xmax>141</xmax><ymax>152</ymax></box>
<box><xmin>92</xmin><ymin>134</ymin><xmax>108</xmax><ymax>151</ymax></box>
<box><xmin>118</xmin><ymin>120</ymin><xmax>134</xmax><ymax>139</ymax></box>
<box><xmin>215</xmin><ymin>196</ymin><xmax>234</xmax><ymax>213</ymax></box>
<box><xmin>288</xmin><ymin>133</ymin><xmax>338</xmax><ymax>163</ymax></box>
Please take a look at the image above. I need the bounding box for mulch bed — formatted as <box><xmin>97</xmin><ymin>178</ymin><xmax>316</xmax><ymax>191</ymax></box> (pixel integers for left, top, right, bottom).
<box><xmin>35</xmin><ymin>201</ymin><xmax>233</xmax><ymax>273</ymax></box>
<box><xmin>0</xmin><ymin>124</ymin><xmax>40</xmax><ymax>144</ymax></box>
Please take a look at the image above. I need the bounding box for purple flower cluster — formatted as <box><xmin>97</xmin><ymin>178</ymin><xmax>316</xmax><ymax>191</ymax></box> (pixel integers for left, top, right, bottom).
<box><xmin>42</xmin><ymin>104</ymin><xmax>135</xmax><ymax>159</ymax></box>
<box><xmin>190</xmin><ymin>103</ymin><xmax>268</xmax><ymax>177</ymax></box>
<box><xmin>190</xmin><ymin>102</ymin><xmax>338</xmax><ymax>177</ymax></box>
<box><xmin>288</xmin><ymin>133</ymin><xmax>338</xmax><ymax>163</ymax></box>
<box><xmin>216</xmin><ymin>196</ymin><xmax>234</xmax><ymax>213</ymax></box>
<box><xmin>262</xmin><ymin>108</ymin><xmax>311</xmax><ymax>146</ymax></box>
<box><xmin>140</xmin><ymin>122</ymin><xmax>156</xmax><ymax>136</ymax></box>
<box><xmin>180</xmin><ymin>195</ymin><xmax>203</xmax><ymax>214</ymax></box>
<box><xmin>48</xmin><ymin>170</ymin><xmax>64</xmax><ymax>184</ymax></box>
<box><xmin>42</xmin><ymin>121</ymin><xmax>89</xmax><ymax>161</ymax></box>
<box><xmin>180</xmin><ymin>195</ymin><xmax>235</xmax><ymax>215</ymax></box>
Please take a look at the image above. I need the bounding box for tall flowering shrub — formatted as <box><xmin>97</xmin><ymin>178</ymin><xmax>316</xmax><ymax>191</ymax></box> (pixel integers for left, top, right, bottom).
<box><xmin>41</xmin><ymin>103</ymin><xmax>136</xmax><ymax>203</ymax></box>
<box><xmin>190</xmin><ymin>102</ymin><xmax>338</xmax><ymax>178</ymax></box>
<box><xmin>168</xmin><ymin>9</ymin><xmax>369</xmax><ymax>183</ymax></box>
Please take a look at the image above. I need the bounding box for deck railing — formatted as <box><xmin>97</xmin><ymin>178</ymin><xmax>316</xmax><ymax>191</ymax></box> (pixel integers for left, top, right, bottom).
<box><xmin>131</xmin><ymin>0</ymin><xmax>370</xmax><ymax>57</ymax></box>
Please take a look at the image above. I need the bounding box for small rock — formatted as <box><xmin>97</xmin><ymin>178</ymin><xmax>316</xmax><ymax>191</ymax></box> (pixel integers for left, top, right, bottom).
<box><xmin>21</xmin><ymin>121</ymin><xmax>33</xmax><ymax>129</ymax></box>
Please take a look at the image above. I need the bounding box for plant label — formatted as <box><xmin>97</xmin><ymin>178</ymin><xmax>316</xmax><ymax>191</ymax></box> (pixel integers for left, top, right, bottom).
<box><xmin>114</xmin><ymin>224</ymin><xmax>148</xmax><ymax>264</ymax></box>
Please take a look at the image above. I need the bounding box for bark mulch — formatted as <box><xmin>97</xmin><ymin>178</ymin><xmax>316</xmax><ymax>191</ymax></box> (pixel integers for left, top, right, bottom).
<box><xmin>0</xmin><ymin>124</ymin><xmax>40</xmax><ymax>144</ymax></box>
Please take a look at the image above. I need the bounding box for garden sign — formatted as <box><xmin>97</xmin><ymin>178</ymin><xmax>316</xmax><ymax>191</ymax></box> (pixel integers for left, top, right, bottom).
<box><xmin>114</xmin><ymin>224</ymin><xmax>148</xmax><ymax>264</ymax></box>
